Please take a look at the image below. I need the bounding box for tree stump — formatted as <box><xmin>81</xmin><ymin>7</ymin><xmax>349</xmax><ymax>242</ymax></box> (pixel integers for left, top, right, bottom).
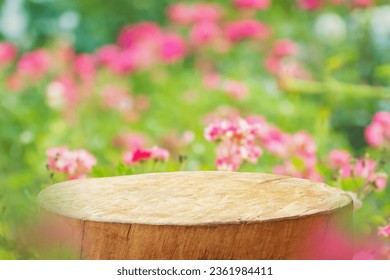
<box><xmin>37</xmin><ymin>171</ymin><xmax>353</xmax><ymax>259</ymax></box>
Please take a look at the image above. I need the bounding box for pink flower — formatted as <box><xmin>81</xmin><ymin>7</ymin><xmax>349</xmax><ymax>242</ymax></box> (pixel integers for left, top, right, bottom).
<box><xmin>297</xmin><ymin>0</ymin><xmax>323</xmax><ymax>10</ymax></box>
<box><xmin>190</xmin><ymin>21</ymin><xmax>221</xmax><ymax>46</ymax></box>
<box><xmin>327</xmin><ymin>150</ymin><xmax>353</xmax><ymax>178</ymax></box>
<box><xmin>225</xmin><ymin>19</ymin><xmax>270</xmax><ymax>42</ymax></box>
<box><xmin>101</xmin><ymin>85</ymin><xmax>133</xmax><ymax>112</ymax></box>
<box><xmin>261</xmin><ymin>128</ymin><xmax>318</xmax><ymax>179</ymax></box>
<box><xmin>193</xmin><ymin>3</ymin><xmax>222</xmax><ymax>23</ymax></box>
<box><xmin>18</xmin><ymin>49</ymin><xmax>50</xmax><ymax>78</ymax></box>
<box><xmin>167</xmin><ymin>3</ymin><xmax>196</xmax><ymax>25</ymax></box>
<box><xmin>374</xmin><ymin>173</ymin><xmax>388</xmax><ymax>191</ymax></box>
<box><xmin>365</xmin><ymin>123</ymin><xmax>385</xmax><ymax>147</ymax></box>
<box><xmin>265</xmin><ymin>39</ymin><xmax>300</xmax><ymax>76</ymax></box>
<box><xmin>216</xmin><ymin>156</ymin><xmax>242</xmax><ymax>171</ymax></box>
<box><xmin>6</xmin><ymin>73</ymin><xmax>23</xmax><ymax>91</ymax></box>
<box><xmin>339</xmin><ymin>165</ymin><xmax>352</xmax><ymax>178</ymax></box>
<box><xmin>330</xmin><ymin>152</ymin><xmax>387</xmax><ymax>191</ymax></box>
<box><xmin>46</xmin><ymin>146</ymin><xmax>96</xmax><ymax>180</ymax></box>
<box><xmin>365</xmin><ymin>112</ymin><xmax>390</xmax><ymax>148</ymax></box>
<box><xmin>203</xmin><ymin>72</ymin><xmax>220</xmax><ymax>90</ymax></box>
<box><xmin>378</xmin><ymin>223</ymin><xmax>390</xmax><ymax>238</ymax></box>
<box><xmin>0</xmin><ymin>42</ymin><xmax>17</xmax><ymax>66</ymax></box>
<box><xmin>46</xmin><ymin>146</ymin><xmax>70</xmax><ymax>172</ymax></box>
<box><xmin>233</xmin><ymin>0</ymin><xmax>270</xmax><ymax>10</ymax></box>
<box><xmin>204</xmin><ymin>119</ymin><xmax>227</xmax><ymax>142</ymax></box>
<box><xmin>353</xmin><ymin>0</ymin><xmax>373</xmax><ymax>8</ymax></box>
<box><xmin>265</xmin><ymin>40</ymin><xmax>306</xmax><ymax>79</ymax></box>
<box><xmin>245</xmin><ymin>115</ymin><xmax>268</xmax><ymax>134</ymax></box>
<box><xmin>204</xmin><ymin>74</ymin><xmax>248</xmax><ymax>100</ymax></box>
<box><xmin>45</xmin><ymin>76</ymin><xmax>77</xmax><ymax>109</ymax></box>
<box><xmin>221</xmin><ymin>80</ymin><xmax>249</xmax><ymax>100</ymax></box>
<box><xmin>271</xmin><ymin>39</ymin><xmax>299</xmax><ymax>57</ymax></box>
<box><xmin>273</xmin><ymin>161</ymin><xmax>322</xmax><ymax>181</ymax></box>
<box><xmin>150</xmin><ymin>146</ymin><xmax>170</xmax><ymax>161</ymax></box>
<box><xmin>215</xmin><ymin>143</ymin><xmax>246</xmax><ymax>171</ymax></box>
<box><xmin>160</xmin><ymin>33</ymin><xmax>186</xmax><ymax>63</ymax></box>
<box><xmin>329</xmin><ymin>150</ymin><xmax>351</xmax><ymax>168</ymax></box>
<box><xmin>74</xmin><ymin>54</ymin><xmax>95</xmax><ymax>82</ymax></box>
<box><xmin>205</xmin><ymin>117</ymin><xmax>256</xmax><ymax>143</ymax></box>
<box><xmin>96</xmin><ymin>45</ymin><xmax>120</xmax><ymax>66</ymax></box>
<box><xmin>205</xmin><ymin>113</ymin><xmax>320</xmax><ymax>178</ymax></box>
<box><xmin>123</xmin><ymin>146</ymin><xmax>170</xmax><ymax>166</ymax></box>
<box><xmin>239</xmin><ymin>144</ymin><xmax>263</xmax><ymax>163</ymax></box>
<box><xmin>264</xmin><ymin>55</ymin><xmax>282</xmax><ymax>74</ymax></box>
<box><xmin>374</xmin><ymin>111</ymin><xmax>390</xmax><ymax>127</ymax></box>
<box><xmin>123</xmin><ymin>148</ymin><xmax>152</xmax><ymax>165</ymax></box>
<box><xmin>203</xmin><ymin>107</ymin><xmax>241</xmax><ymax>124</ymax></box>
<box><xmin>182</xmin><ymin>131</ymin><xmax>195</xmax><ymax>144</ymax></box>
<box><xmin>95</xmin><ymin>46</ymin><xmax>139</xmax><ymax>74</ymax></box>
<box><xmin>117</xmin><ymin>22</ymin><xmax>162</xmax><ymax>49</ymax></box>
<box><xmin>306</xmin><ymin>168</ymin><xmax>323</xmax><ymax>181</ymax></box>
<box><xmin>205</xmin><ymin>117</ymin><xmax>262</xmax><ymax>170</ymax></box>
<box><xmin>167</xmin><ymin>3</ymin><xmax>222</xmax><ymax>25</ymax></box>
<box><xmin>72</xmin><ymin>149</ymin><xmax>97</xmax><ymax>174</ymax></box>
<box><xmin>280</xmin><ymin>60</ymin><xmax>310</xmax><ymax>79</ymax></box>
<box><xmin>258</xmin><ymin>126</ymin><xmax>290</xmax><ymax>157</ymax></box>
<box><xmin>112</xmin><ymin>49</ymin><xmax>138</xmax><ymax>74</ymax></box>
<box><xmin>354</xmin><ymin>158</ymin><xmax>377</xmax><ymax>181</ymax></box>
<box><xmin>290</xmin><ymin>132</ymin><xmax>316</xmax><ymax>160</ymax></box>
<box><xmin>113</xmin><ymin>133</ymin><xmax>147</xmax><ymax>150</ymax></box>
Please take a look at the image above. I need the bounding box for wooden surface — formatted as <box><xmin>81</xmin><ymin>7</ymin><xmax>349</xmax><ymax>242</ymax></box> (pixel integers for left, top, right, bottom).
<box><xmin>37</xmin><ymin>171</ymin><xmax>353</xmax><ymax>259</ymax></box>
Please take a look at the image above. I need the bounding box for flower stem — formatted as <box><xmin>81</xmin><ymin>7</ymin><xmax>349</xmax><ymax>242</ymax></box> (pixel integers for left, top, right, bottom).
<box><xmin>282</xmin><ymin>78</ymin><xmax>390</xmax><ymax>100</ymax></box>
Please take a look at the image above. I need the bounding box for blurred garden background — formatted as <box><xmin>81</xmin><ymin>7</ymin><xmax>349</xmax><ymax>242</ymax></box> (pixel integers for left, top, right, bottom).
<box><xmin>1</xmin><ymin>0</ymin><xmax>390</xmax><ymax>259</ymax></box>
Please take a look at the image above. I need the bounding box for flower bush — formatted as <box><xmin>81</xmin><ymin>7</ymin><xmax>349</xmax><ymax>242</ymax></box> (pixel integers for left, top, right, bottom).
<box><xmin>0</xmin><ymin>0</ymin><xmax>390</xmax><ymax>259</ymax></box>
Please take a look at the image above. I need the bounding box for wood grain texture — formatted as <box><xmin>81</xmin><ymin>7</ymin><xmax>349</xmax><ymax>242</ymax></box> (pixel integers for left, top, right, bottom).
<box><xmin>37</xmin><ymin>171</ymin><xmax>353</xmax><ymax>259</ymax></box>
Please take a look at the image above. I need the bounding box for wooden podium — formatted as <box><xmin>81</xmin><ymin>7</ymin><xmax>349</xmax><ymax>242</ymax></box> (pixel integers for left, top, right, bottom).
<box><xmin>37</xmin><ymin>171</ymin><xmax>353</xmax><ymax>259</ymax></box>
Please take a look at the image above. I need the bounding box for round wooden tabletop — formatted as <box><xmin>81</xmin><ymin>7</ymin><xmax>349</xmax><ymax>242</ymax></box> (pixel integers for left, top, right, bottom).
<box><xmin>38</xmin><ymin>171</ymin><xmax>352</xmax><ymax>226</ymax></box>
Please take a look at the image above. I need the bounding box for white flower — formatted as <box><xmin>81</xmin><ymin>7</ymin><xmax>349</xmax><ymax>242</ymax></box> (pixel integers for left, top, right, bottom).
<box><xmin>314</xmin><ymin>13</ymin><xmax>346</xmax><ymax>43</ymax></box>
<box><xmin>371</xmin><ymin>6</ymin><xmax>390</xmax><ymax>49</ymax></box>
<box><xmin>46</xmin><ymin>82</ymin><xmax>65</xmax><ymax>109</ymax></box>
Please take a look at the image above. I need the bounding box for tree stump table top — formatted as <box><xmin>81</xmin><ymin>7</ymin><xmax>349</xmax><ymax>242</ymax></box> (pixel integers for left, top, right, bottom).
<box><xmin>37</xmin><ymin>171</ymin><xmax>352</xmax><ymax>226</ymax></box>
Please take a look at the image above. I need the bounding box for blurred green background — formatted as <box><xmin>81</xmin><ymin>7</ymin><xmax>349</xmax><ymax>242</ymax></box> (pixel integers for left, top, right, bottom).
<box><xmin>1</xmin><ymin>0</ymin><xmax>390</xmax><ymax>259</ymax></box>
